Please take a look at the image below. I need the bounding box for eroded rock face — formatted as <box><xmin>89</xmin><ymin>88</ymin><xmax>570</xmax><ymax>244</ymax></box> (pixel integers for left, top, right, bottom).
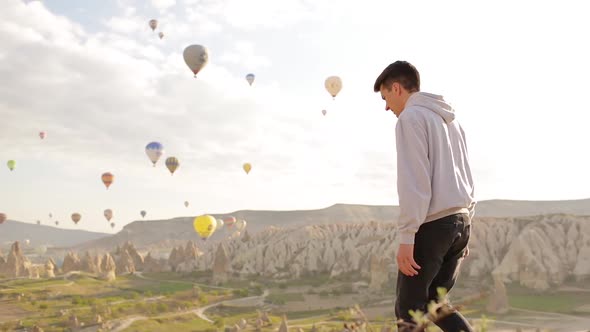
<box><xmin>121</xmin><ymin>241</ymin><xmax>144</xmax><ymax>271</ymax></box>
<box><xmin>80</xmin><ymin>252</ymin><xmax>101</xmax><ymax>274</ymax></box>
<box><xmin>168</xmin><ymin>241</ymin><xmax>203</xmax><ymax>272</ymax></box>
<box><xmin>46</xmin><ymin>213</ymin><xmax>590</xmax><ymax>293</ymax></box>
<box><xmin>486</xmin><ymin>273</ymin><xmax>509</xmax><ymax>314</ymax></box>
<box><xmin>100</xmin><ymin>253</ymin><xmax>116</xmax><ymax>281</ymax></box>
<box><xmin>369</xmin><ymin>254</ymin><xmax>391</xmax><ymax>293</ymax></box>
<box><xmin>61</xmin><ymin>252</ymin><xmax>81</xmax><ymax>273</ymax></box>
<box><xmin>490</xmin><ymin>215</ymin><xmax>590</xmax><ymax>290</ymax></box>
<box><xmin>0</xmin><ymin>242</ymin><xmax>33</xmax><ymax>278</ymax></box>
<box><xmin>45</xmin><ymin>259</ymin><xmax>55</xmax><ymax>278</ymax></box>
<box><xmin>115</xmin><ymin>249</ymin><xmax>136</xmax><ymax>274</ymax></box>
<box><xmin>212</xmin><ymin>243</ymin><xmax>230</xmax><ymax>284</ymax></box>
<box><xmin>143</xmin><ymin>252</ymin><xmax>168</xmax><ymax>272</ymax></box>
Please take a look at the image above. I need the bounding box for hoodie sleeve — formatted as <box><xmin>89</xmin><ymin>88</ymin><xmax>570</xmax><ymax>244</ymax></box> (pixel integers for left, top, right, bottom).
<box><xmin>395</xmin><ymin>110</ymin><xmax>432</xmax><ymax>245</ymax></box>
<box><xmin>460</xmin><ymin>125</ymin><xmax>476</xmax><ymax>221</ymax></box>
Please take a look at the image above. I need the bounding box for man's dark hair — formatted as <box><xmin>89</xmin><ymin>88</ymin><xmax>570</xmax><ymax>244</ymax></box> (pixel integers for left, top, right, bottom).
<box><xmin>373</xmin><ymin>61</ymin><xmax>420</xmax><ymax>93</ymax></box>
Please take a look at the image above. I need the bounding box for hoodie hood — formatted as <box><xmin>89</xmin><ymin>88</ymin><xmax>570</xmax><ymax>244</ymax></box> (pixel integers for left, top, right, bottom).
<box><xmin>405</xmin><ymin>92</ymin><xmax>455</xmax><ymax>123</ymax></box>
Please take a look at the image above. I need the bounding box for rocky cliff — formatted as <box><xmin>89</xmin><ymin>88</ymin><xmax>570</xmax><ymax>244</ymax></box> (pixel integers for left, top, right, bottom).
<box><xmin>7</xmin><ymin>213</ymin><xmax>590</xmax><ymax>293</ymax></box>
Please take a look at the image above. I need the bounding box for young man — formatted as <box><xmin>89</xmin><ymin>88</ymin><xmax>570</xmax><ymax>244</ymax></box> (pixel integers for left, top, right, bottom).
<box><xmin>373</xmin><ymin>61</ymin><xmax>476</xmax><ymax>332</ymax></box>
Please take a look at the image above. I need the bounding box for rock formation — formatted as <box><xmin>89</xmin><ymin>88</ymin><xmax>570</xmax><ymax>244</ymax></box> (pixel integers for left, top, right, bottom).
<box><xmin>143</xmin><ymin>252</ymin><xmax>168</xmax><ymax>272</ymax></box>
<box><xmin>486</xmin><ymin>273</ymin><xmax>509</xmax><ymax>314</ymax></box>
<box><xmin>61</xmin><ymin>252</ymin><xmax>81</xmax><ymax>273</ymax></box>
<box><xmin>80</xmin><ymin>252</ymin><xmax>101</xmax><ymax>274</ymax></box>
<box><xmin>369</xmin><ymin>254</ymin><xmax>391</xmax><ymax>293</ymax></box>
<box><xmin>68</xmin><ymin>314</ymin><xmax>80</xmax><ymax>329</ymax></box>
<box><xmin>45</xmin><ymin>259</ymin><xmax>55</xmax><ymax>278</ymax></box>
<box><xmin>213</xmin><ymin>243</ymin><xmax>230</xmax><ymax>284</ymax></box>
<box><xmin>167</xmin><ymin>241</ymin><xmax>204</xmax><ymax>272</ymax></box>
<box><xmin>115</xmin><ymin>249</ymin><xmax>136</xmax><ymax>274</ymax></box>
<box><xmin>490</xmin><ymin>214</ymin><xmax>590</xmax><ymax>290</ymax></box>
<box><xmin>23</xmin><ymin>213</ymin><xmax>590</xmax><ymax>293</ymax></box>
<box><xmin>0</xmin><ymin>242</ymin><xmax>32</xmax><ymax>278</ymax></box>
<box><xmin>100</xmin><ymin>253</ymin><xmax>116</xmax><ymax>281</ymax></box>
<box><xmin>120</xmin><ymin>241</ymin><xmax>144</xmax><ymax>271</ymax></box>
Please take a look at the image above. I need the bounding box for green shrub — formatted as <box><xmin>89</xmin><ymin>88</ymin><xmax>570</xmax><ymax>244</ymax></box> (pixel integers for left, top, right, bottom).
<box><xmin>156</xmin><ymin>303</ymin><xmax>168</xmax><ymax>313</ymax></box>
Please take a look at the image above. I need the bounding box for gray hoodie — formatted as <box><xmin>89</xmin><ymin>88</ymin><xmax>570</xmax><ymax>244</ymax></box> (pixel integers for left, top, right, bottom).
<box><xmin>395</xmin><ymin>92</ymin><xmax>476</xmax><ymax>245</ymax></box>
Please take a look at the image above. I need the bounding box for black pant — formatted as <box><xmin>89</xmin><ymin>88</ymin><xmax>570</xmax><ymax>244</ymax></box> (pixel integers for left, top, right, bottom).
<box><xmin>395</xmin><ymin>213</ymin><xmax>474</xmax><ymax>332</ymax></box>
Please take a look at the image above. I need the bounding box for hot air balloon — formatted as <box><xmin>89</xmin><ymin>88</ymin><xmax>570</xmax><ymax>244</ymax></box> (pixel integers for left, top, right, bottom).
<box><xmin>49</xmin><ymin>213</ymin><xmax>52</xmax><ymax>219</ymax></box>
<box><xmin>25</xmin><ymin>239</ymin><xmax>30</xmax><ymax>246</ymax></box>
<box><xmin>111</xmin><ymin>222</ymin><xmax>115</xmax><ymax>228</ymax></box>
<box><xmin>0</xmin><ymin>213</ymin><xmax>6</xmax><ymax>224</ymax></box>
<box><xmin>55</xmin><ymin>220</ymin><xmax>59</xmax><ymax>226</ymax></box>
<box><xmin>243</xmin><ymin>163</ymin><xmax>252</xmax><ymax>174</ymax></box>
<box><xmin>101</xmin><ymin>172</ymin><xmax>114</xmax><ymax>189</ymax></box>
<box><xmin>184</xmin><ymin>201</ymin><xmax>189</xmax><ymax>208</ymax></box>
<box><xmin>140</xmin><ymin>210</ymin><xmax>147</xmax><ymax>218</ymax></box>
<box><xmin>325</xmin><ymin>76</ymin><xmax>342</xmax><ymax>99</ymax></box>
<box><xmin>216</xmin><ymin>218</ymin><xmax>224</xmax><ymax>229</ymax></box>
<box><xmin>71</xmin><ymin>213</ymin><xmax>81</xmax><ymax>224</ymax></box>
<box><xmin>165</xmin><ymin>157</ymin><xmax>179</xmax><ymax>175</ymax></box>
<box><xmin>36</xmin><ymin>220</ymin><xmax>41</xmax><ymax>225</ymax></box>
<box><xmin>183</xmin><ymin>45</ymin><xmax>209</xmax><ymax>77</ymax></box>
<box><xmin>246</xmin><ymin>73</ymin><xmax>255</xmax><ymax>86</ymax></box>
<box><xmin>223</xmin><ymin>216</ymin><xmax>236</xmax><ymax>228</ymax></box>
<box><xmin>145</xmin><ymin>142</ymin><xmax>164</xmax><ymax>167</ymax></box>
<box><xmin>104</xmin><ymin>209</ymin><xmax>113</xmax><ymax>222</ymax></box>
<box><xmin>158</xmin><ymin>32</ymin><xmax>164</xmax><ymax>39</ymax></box>
<box><xmin>39</xmin><ymin>131</ymin><xmax>46</xmax><ymax>139</ymax></box>
<box><xmin>193</xmin><ymin>215</ymin><xmax>217</xmax><ymax>240</ymax></box>
<box><xmin>7</xmin><ymin>160</ymin><xmax>16</xmax><ymax>171</ymax></box>
<box><xmin>322</xmin><ymin>109</ymin><xmax>327</xmax><ymax>116</ymax></box>
<box><xmin>148</xmin><ymin>19</ymin><xmax>158</xmax><ymax>31</ymax></box>
<box><xmin>236</xmin><ymin>219</ymin><xmax>247</xmax><ymax>231</ymax></box>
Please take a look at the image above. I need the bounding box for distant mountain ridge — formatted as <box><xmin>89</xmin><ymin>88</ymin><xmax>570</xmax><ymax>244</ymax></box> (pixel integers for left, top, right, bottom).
<box><xmin>70</xmin><ymin>198</ymin><xmax>590</xmax><ymax>252</ymax></box>
<box><xmin>0</xmin><ymin>220</ymin><xmax>109</xmax><ymax>250</ymax></box>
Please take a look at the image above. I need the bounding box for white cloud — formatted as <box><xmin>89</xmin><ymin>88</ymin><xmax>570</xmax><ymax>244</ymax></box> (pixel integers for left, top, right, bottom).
<box><xmin>1</xmin><ymin>0</ymin><xmax>590</xmax><ymax>233</ymax></box>
<box><xmin>151</xmin><ymin>0</ymin><xmax>176</xmax><ymax>12</ymax></box>
<box><xmin>219</xmin><ymin>41</ymin><xmax>272</xmax><ymax>70</ymax></box>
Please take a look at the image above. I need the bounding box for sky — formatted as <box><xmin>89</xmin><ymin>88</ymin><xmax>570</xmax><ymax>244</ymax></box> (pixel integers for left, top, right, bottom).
<box><xmin>1</xmin><ymin>0</ymin><xmax>589</xmax><ymax>233</ymax></box>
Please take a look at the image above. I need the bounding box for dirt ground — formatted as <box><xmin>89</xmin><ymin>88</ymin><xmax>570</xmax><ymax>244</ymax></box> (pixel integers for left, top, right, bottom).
<box><xmin>0</xmin><ymin>300</ymin><xmax>31</xmax><ymax>321</ymax></box>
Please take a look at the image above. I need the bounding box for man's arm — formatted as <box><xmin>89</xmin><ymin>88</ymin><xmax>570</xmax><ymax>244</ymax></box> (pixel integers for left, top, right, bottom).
<box><xmin>395</xmin><ymin>110</ymin><xmax>432</xmax><ymax>245</ymax></box>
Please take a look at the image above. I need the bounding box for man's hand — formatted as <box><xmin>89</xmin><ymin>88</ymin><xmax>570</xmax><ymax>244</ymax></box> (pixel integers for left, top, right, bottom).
<box><xmin>397</xmin><ymin>244</ymin><xmax>421</xmax><ymax>276</ymax></box>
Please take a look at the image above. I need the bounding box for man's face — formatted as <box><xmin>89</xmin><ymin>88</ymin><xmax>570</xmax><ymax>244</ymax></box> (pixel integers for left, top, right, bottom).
<box><xmin>379</xmin><ymin>82</ymin><xmax>403</xmax><ymax>118</ymax></box>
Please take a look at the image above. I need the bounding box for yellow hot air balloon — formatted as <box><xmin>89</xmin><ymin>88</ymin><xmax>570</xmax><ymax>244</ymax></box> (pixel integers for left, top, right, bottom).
<box><xmin>325</xmin><ymin>76</ymin><xmax>342</xmax><ymax>99</ymax></box>
<box><xmin>193</xmin><ymin>215</ymin><xmax>217</xmax><ymax>240</ymax></box>
<box><xmin>7</xmin><ymin>160</ymin><xmax>16</xmax><ymax>171</ymax></box>
<box><xmin>243</xmin><ymin>163</ymin><xmax>252</xmax><ymax>174</ymax></box>
<box><xmin>71</xmin><ymin>213</ymin><xmax>81</xmax><ymax>224</ymax></box>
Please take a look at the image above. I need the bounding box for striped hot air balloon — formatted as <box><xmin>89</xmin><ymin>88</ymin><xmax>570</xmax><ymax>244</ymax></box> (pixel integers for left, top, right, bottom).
<box><xmin>165</xmin><ymin>157</ymin><xmax>179</xmax><ymax>175</ymax></box>
<box><xmin>101</xmin><ymin>172</ymin><xmax>114</xmax><ymax>189</ymax></box>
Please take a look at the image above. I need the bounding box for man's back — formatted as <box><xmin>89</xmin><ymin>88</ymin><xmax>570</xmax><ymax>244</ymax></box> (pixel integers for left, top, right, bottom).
<box><xmin>395</xmin><ymin>92</ymin><xmax>476</xmax><ymax>243</ymax></box>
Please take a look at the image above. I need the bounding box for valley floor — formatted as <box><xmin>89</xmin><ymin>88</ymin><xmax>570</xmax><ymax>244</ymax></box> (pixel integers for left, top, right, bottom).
<box><xmin>0</xmin><ymin>273</ymin><xmax>589</xmax><ymax>332</ymax></box>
